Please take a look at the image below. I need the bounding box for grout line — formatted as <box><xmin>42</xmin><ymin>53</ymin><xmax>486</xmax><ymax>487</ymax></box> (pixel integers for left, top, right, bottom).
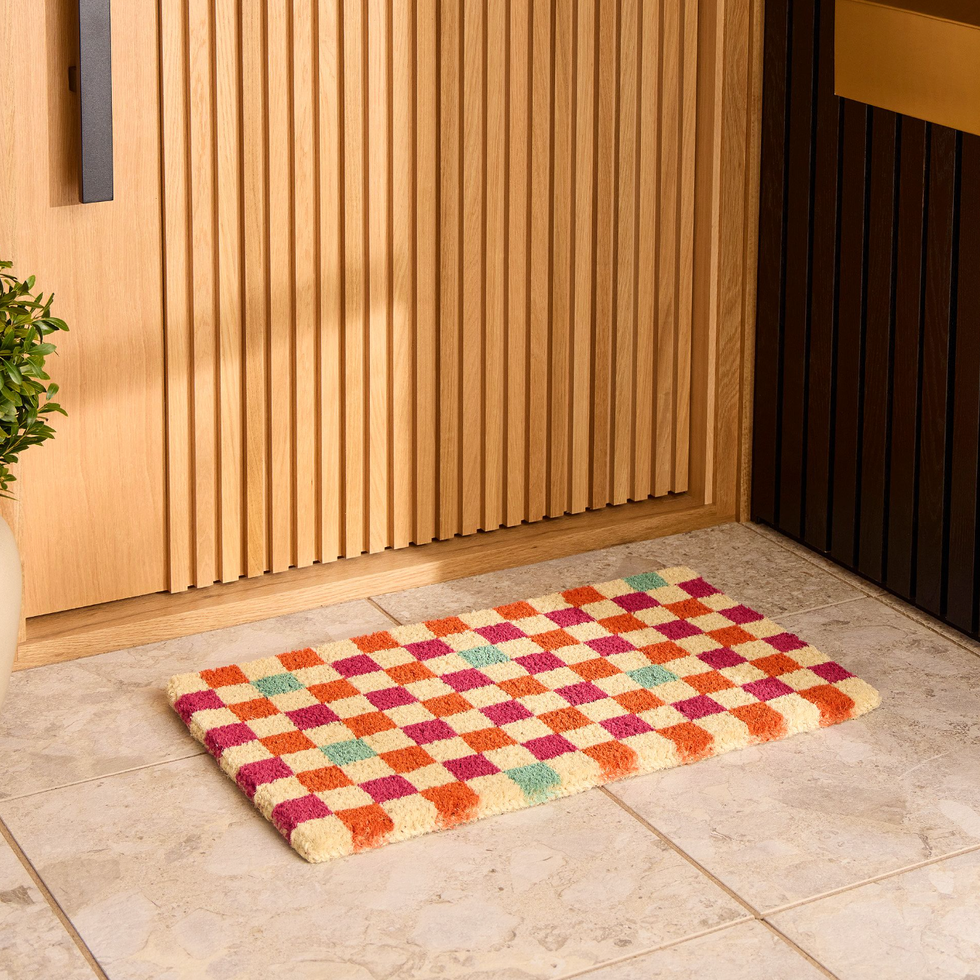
<box><xmin>599</xmin><ymin>787</ymin><xmax>761</xmax><ymax>919</ymax></box>
<box><xmin>877</xmin><ymin>594</ymin><xmax>980</xmax><ymax>663</ymax></box>
<box><xmin>553</xmin><ymin>916</ymin><xmax>756</xmax><ymax>980</ymax></box>
<box><xmin>777</xmin><ymin>594</ymin><xmax>871</xmax><ymax>621</ymax></box>
<box><xmin>758</xmin><ymin>919</ymin><xmax>842</xmax><ymax>980</ymax></box>
<box><xmin>761</xmin><ymin>840</ymin><xmax>980</xmax><ymax>918</ymax></box>
<box><xmin>0</xmin><ymin>752</ymin><xmax>206</xmax><ymax>806</ymax></box>
<box><xmin>365</xmin><ymin>596</ymin><xmax>403</xmax><ymax>625</ymax></box>
<box><xmin>0</xmin><ymin>817</ymin><xmax>110</xmax><ymax>980</ymax></box>
<box><xmin>743</xmin><ymin>522</ymin><xmax>885</xmax><ymax>597</ymax></box>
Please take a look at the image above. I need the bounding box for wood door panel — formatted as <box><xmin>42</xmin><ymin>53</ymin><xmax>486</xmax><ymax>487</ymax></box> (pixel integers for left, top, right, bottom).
<box><xmin>1</xmin><ymin>0</ymin><xmax>167</xmax><ymax>616</ymax></box>
<box><xmin>161</xmin><ymin>0</ymin><xmax>698</xmax><ymax>591</ymax></box>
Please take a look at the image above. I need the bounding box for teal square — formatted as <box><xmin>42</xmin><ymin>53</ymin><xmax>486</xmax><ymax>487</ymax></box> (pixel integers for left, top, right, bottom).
<box><xmin>506</xmin><ymin>762</ymin><xmax>561</xmax><ymax>803</ymax></box>
<box><xmin>623</xmin><ymin>571</ymin><xmax>668</xmax><ymax>592</ymax></box>
<box><xmin>322</xmin><ymin>739</ymin><xmax>375</xmax><ymax>766</ymax></box>
<box><xmin>459</xmin><ymin>645</ymin><xmax>510</xmax><ymax>668</ymax></box>
<box><xmin>628</xmin><ymin>664</ymin><xmax>678</xmax><ymax>689</ymax></box>
<box><xmin>253</xmin><ymin>672</ymin><xmax>304</xmax><ymax>697</ymax></box>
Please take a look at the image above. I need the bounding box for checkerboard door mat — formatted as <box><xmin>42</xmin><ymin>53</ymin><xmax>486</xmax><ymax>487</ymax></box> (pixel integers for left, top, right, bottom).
<box><xmin>169</xmin><ymin>567</ymin><xmax>880</xmax><ymax>863</ymax></box>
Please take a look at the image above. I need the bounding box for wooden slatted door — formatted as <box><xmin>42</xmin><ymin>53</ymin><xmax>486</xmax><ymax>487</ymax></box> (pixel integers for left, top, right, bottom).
<box><xmin>160</xmin><ymin>0</ymin><xmax>699</xmax><ymax>591</ymax></box>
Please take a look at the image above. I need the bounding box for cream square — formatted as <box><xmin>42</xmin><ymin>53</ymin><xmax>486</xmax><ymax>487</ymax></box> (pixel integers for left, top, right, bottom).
<box><xmin>444</xmin><ymin>709</ymin><xmax>492</xmax><ymax>734</ymax></box>
<box><xmin>238</xmin><ymin>657</ymin><xmax>290</xmax><ymax>682</ymax></box>
<box><xmin>388</xmin><ymin>622</ymin><xmax>435</xmax><ymax>645</ymax></box>
<box><xmin>641</xmin><ymin>704</ymin><xmax>688</xmax><ymax>729</ymax></box>
<box><xmin>501</xmin><ymin>716</ymin><xmax>553</xmax><ymax>742</ymax></box>
<box><xmin>577</xmin><ymin>698</ymin><xmax>626</xmax><ymax>723</ymax></box>
<box><xmin>562</xmin><ymin>723</ymin><xmax>616</xmax><ymax>750</ymax></box>
<box><xmin>463</xmin><ymin>685</ymin><xmax>510</xmax><ymax>709</ymax></box>
<box><xmin>340</xmin><ymin>755</ymin><xmax>396</xmax><ymax>783</ymax></box>
<box><xmin>248</xmin><ymin>712</ymin><xmax>297</xmax><ymax>738</ymax></box>
<box><xmin>385</xmin><ymin>702</ymin><xmax>435</xmax><ymax>727</ymax></box>
<box><xmin>328</xmin><ymin>694</ymin><xmax>378</xmax><ymax>719</ymax></box>
<box><xmin>404</xmin><ymin>763</ymin><xmax>456</xmax><ymax>791</ymax></box>
<box><xmin>422</xmin><ymin>736</ymin><xmax>475</xmax><ymax>762</ymax></box>
<box><xmin>320</xmin><ymin>784</ymin><xmax>375</xmax><ymax>812</ymax></box>
<box><xmin>292</xmin><ymin>664</ymin><xmax>342</xmax><ymax>687</ymax></box>
<box><xmin>485</xmin><ymin>743</ymin><xmax>538</xmax><ymax>770</ymax></box>
<box><xmin>363</xmin><ymin>727</ymin><xmax>414</xmax><ymax>753</ymax></box>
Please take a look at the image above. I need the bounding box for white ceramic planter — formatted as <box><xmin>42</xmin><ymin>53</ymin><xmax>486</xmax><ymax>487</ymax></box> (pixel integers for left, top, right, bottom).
<box><xmin>0</xmin><ymin>513</ymin><xmax>21</xmax><ymax>710</ymax></box>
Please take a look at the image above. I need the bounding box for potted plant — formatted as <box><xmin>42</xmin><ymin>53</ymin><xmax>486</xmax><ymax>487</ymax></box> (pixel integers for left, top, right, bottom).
<box><xmin>1</xmin><ymin>261</ymin><xmax>67</xmax><ymax>706</ymax></box>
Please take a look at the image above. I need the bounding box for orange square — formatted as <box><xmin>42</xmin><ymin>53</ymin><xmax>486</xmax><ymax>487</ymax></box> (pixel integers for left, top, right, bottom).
<box><xmin>498</xmin><ymin>675</ymin><xmax>548</xmax><ymax>698</ymax></box>
<box><xmin>353</xmin><ymin>630</ymin><xmax>399</xmax><ymax>653</ymax></box>
<box><xmin>600</xmin><ymin>613</ymin><xmax>647</xmax><ymax>635</ymax></box>
<box><xmin>684</xmin><ymin>671</ymin><xmax>735</xmax><ymax>694</ymax></box>
<box><xmin>425</xmin><ymin>616</ymin><xmax>470</xmax><ymax>637</ymax></box>
<box><xmin>540</xmin><ymin>707</ymin><xmax>591</xmax><ymax>732</ymax></box>
<box><xmin>201</xmin><ymin>664</ymin><xmax>249</xmax><ymax>688</ymax></box>
<box><xmin>751</xmin><ymin>653</ymin><xmax>801</xmax><ymax>677</ymax></box>
<box><xmin>666</xmin><ymin>598</ymin><xmax>711</xmax><ymax>620</ymax></box>
<box><xmin>660</xmin><ymin>722</ymin><xmax>714</xmax><ymax>762</ymax></box>
<box><xmin>563</xmin><ymin>585</ymin><xmax>605</xmax><ymax>606</ymax></box>
<box><xmin>422</xmin><ymin>781</ymin><xmax>479</xmax><ymax>826</ymax></box>
<box><xmin>709</xmin><ymin>624</ymin><xmax>755</xmax><ymax>647</ymax></box>
<box><xmin>386</xmin><ymin>661</ymin><xmax>435</xmax><ymax>685</ymax></box>
<box><xmin>345</xmin><ymin>711</ymin><xmax>397</xmax><ymax>738</ymax></box>
<box><xmin>261</xmin><ymin>730</ymin><xmax>316</xmax><ymax>756</ymax></box>
<box><xmin>613</xmin><ymin>689</ymin><xmax>663</xmax><ymax>713</ymax></box>
<box><xmin>229</xmin><ymin>698</ymin><xmax>280</xmax><ymax>721</ymax></box>
<box><xmin>424</xmin><ymin>693</ymin><xmax>473</xmax><ymax>717</ymax></box>
<box><xmin>277</xmin><ymin>648</ymin><xmax>324</xmax><ymax>670</ymax></box>
<box><xmin>463</xmin><ymin>727</ymin><xmax>516</xmax><ymax>752</ymax></box>
<box><xmin>731</xmin><ymin>702</ymin><xmax>787</xmax><ymax>740</ymax></box>
<box><xmin>381</xmin><ymin>745</ymin><xmax>436</xmax><ymax>773</ymax></box>
<box><xmin>336</xmin><ymin>803</ymin><xmax>395</xmax><ymax>850</ymax></box>
<box><xmin>572</xmin><ymin>657</ymin><xmax>620</xmax><ymax>680</ymax></box>
<box><xmin>799</xmin><ymin>684</ymin><xmax>855</xmax><ymax>725</ymax></box>
<box><xmin>534</xmin><ymin>628</ymin><xmax>578</xmax><ymax>650</ymax></box>
<box><xmin>297</xmin><ymin>765</ymin><xmax>352</xmax><ymax>792</ymax></box>
<box><xmin>642</xmin><ymin>641</ymin><xmax>688</xmax><ymax>665</ymax></box>
<box><xmin>495</xmin><ymin>600</ymin><xmax>538</xmax><ymax>620</ymax></box>
<box><xmin>309</xmin><ymin>678</ymin><xmax>360</xmax><ymax>703</ymax></box>
<box><xmin>584</xmin><ymin>740</ymin><xmax>639</xmax><ymax>778</ymax></box>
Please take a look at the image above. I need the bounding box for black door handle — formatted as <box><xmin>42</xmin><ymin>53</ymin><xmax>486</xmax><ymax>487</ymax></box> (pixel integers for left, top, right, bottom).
<box><xmin>77</xmin><ymin>0</ymin><xmax>114</xmax><ymax>203</ymax></box>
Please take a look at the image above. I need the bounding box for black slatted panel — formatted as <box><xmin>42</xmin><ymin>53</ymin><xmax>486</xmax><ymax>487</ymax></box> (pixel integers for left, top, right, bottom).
<box><xmin>753</xmin><ymin>0</ymin><xmax>980</xmax><ymax>639</ymax></box>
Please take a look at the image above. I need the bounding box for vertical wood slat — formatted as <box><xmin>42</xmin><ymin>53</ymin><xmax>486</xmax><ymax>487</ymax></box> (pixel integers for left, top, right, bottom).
<box><xmin>506</xmin><ymin>0</ymin><xmax>529</xmax><ymax>527</ymax></box>
<box><xmin>214</xmin><ymin>0</ymin><xmax>243</xmax><ymax>584</ymax></box>
<box><xmin>161</xmin><ymin>0</ymin><xmax>698</xmax><ymax>588</ymax></box>
<box><xmin>318</xmin><ymin>0</ymin><xmax>343</xmax><ymax>563</ymax></box>
<box><xmin>293</xmin><ymin>0</ymin><xmax>318</xmax><ymax>570</ymax></box>
<box><xmin>392</xmin><ymin>0</ymin><xmax>416</xmax><ymax>551</ymax></box>
<box><xmin>461</xmin><ymin>0</ymin><xmax>483</xmax><ymax>535</ymax></box>
<box><xmin>416</xmin><ymin>0</ymin><xmax>438</xmax><ymax>543</ymax></box>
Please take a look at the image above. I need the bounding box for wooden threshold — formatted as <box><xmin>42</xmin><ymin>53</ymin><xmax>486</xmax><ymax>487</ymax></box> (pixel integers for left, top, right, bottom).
<box><xmin>15</xmin><ymin>494</ymin><xmax>725</xmax><ymax>670</ymax></box>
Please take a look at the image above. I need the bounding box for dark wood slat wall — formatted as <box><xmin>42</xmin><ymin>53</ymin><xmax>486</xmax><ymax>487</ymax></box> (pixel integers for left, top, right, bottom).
<box><xmin>753</xmin><ymin>0</ymin><xmax>980</xmax><ymax>638</ymax></box>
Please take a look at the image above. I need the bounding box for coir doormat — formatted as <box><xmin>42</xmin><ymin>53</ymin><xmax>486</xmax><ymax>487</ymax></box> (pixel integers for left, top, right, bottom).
<box><xmin>169</xmin><ymin>567</ymin><xmax>880</xmax><ymax>863</ymax></box>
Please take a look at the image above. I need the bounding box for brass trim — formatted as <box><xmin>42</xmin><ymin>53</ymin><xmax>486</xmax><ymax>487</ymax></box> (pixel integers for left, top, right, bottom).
<box><xmin>836</xmin><ymin>0</ymin><xmax>980</xmax><ymax>136</ymax></box>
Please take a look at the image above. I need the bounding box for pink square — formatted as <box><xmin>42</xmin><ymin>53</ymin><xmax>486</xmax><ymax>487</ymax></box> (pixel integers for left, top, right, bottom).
<box><xmin>723</xmin><ymin>604</ymin><xmax>764</xmax><ymax>625</ymax></box>
<box><xmin>443</xmin><ymin>754</ymin><xmax>500</xmax><ymax>780</ymax></box>
<box><xmin>404</xmin><ymin>719</ymin><xmax>456</xmax><ymax>744</ymax></box>
<box><xmin>406</xmin><ymin>638</ymin><xmax>454</xmax><ymax>661</ymax></box>
<box><xmin>557</xmin><ymin>681</ymin><xmax>607</xmax><ymax>706</ymax></box>
<box><xmin>476</xmin><ymin>623</ymin><xmax>525</xmax><ymax>644</ymax></box>
<box><xmin>204</xmin><ymin>723</ymin><xmax>257</xmax><ymax>758</ymax></box>
<box><xmin>366</xmin><ymin>686</ymin><xmax>417</xmax><ymax>710</ymax></box>
<box><xmin>674</xmin><ymin>695</ymin><xmax>726</xmax><ymax>720</ymax></box>
<box><xmin>236</xmin><ymin>757</ymin><xmax>294</xmax><ymax>798</ymax></box>
<box><xmin>587</xmin><ymin>635</ymin><xmax>633</xmax><ymax>656</ymax></box>
<box><xmin>443</xmin><ymin>669</ymin><xmax>493</xmax><ymax>692</ymax></box>
<box><xmin>614</xmin><ymin>592</ymin><xmax>660</xmax><ymax>612</ymax></box>
<box><xmin>765</xmin><ymin>632</ymin><xmax>807</xmax><ymax>653</ymax></box>
<box><xmin>286</xmin><ymin>704</ymin><xmax>340</xmax><ymax>729</ymax></box>
<box><xmin>601</xmin><ymin>714</ymin><xmax>654</xmax><ymax>738</ymax></box>
<box><xmin>810</xmin><ymin>661</ymin><xmax>853</xmax><ymax>683</ymax></box>
<box><xmin>516</xmin><ymin>652</ymin><xmax>565</xmax><ymax>674</ymax></box>
<box><xmin>546</xmin><ymin>607</ymin><xmax>593</xmax><ymax>627</ymax></box>
<box><xmin>173</xmin><ymin>689</ymin><xmax>225</xmax><ymax>723</ymax></box>
<box><xmin>362</xmin><ymin>774</ymin><xmax>417</xmax><ymax>803</ymax></box>
<box><xmin>524</xmin><ymin>733</ymin><xmax>577</xmax><ymax>760</ymax></box>
<box><xmin>679</xmin><ymin>577</ymin><xmax>720</xmax><ymax>598</ymax></box>
<box><xmin>481</xmin><ymin>700</ymin><xmax>533</xmax><ymax>725</ymax></box>
<box><xmin>271</xmin><ymin>794</ymin><xmax>331</xmax><ymax>838</ymax></box>
<box><xmin>333</xmin><ymin>654</ymin><xmax>381</xmax><ymax>677</ymax></box>
<box><xmin>656</xmin><ymin>619</ymin><xmax>702</xmax><ymax>640</ymax></box>
<box><xmin>698</xmin><ymin>647</ymin><xmax>745</xmax><ymax>669</ymax></box>
<box><xmin>744</xmin><ymin>677</ymin><xmax>795</xmax><ymax>701</ymax></box>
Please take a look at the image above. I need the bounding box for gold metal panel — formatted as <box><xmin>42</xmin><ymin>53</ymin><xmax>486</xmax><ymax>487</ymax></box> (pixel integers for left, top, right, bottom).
<box><xmin>836</xmin><ymin>0</ymin><xmax>980</xmax><ymax>136</ymax></box>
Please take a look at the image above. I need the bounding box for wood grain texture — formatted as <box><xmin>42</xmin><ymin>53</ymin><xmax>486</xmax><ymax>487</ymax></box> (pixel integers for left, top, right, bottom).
<box><xmin>6</xmin><ymin>0</ymin><xmax>167</xmax><ymax>617</ymax></box>
<box><xmin>158</xmin><ymin>0</ymin><xmax>701</xmax><ymax>587</ymax></box>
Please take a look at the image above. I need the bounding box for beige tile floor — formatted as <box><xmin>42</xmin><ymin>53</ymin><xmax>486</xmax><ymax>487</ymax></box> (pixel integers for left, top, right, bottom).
<box><xmin>1</xmin><ymin>521</ymin><xmax>978</xmax><ymax>980</ymax></box>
